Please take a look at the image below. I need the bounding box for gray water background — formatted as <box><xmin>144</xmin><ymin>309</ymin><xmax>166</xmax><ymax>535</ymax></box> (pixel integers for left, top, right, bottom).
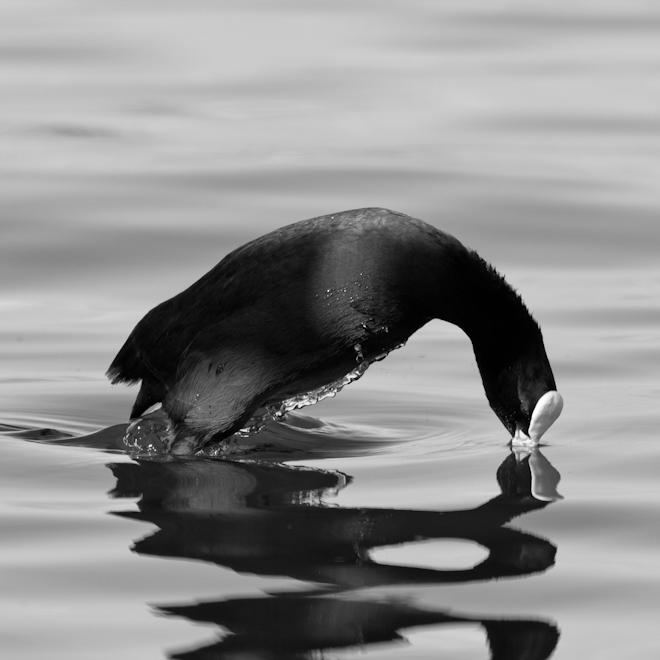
<box><xmin>1</xmin><ymin>2</ymin><xmax>659</xmax><ymax>658</ymax></box>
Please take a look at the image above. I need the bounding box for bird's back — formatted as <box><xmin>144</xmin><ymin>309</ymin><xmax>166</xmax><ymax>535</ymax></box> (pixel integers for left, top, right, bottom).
<box><xmin>107</xmin><ymin>208</ymin><xmax>461</xmax><ymax>391</ymax></box>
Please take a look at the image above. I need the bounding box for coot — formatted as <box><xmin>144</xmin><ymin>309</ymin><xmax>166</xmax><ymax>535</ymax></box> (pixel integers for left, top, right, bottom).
<box><xmin>108</xmin><ymin>208</ymin><xmax>562</xmax><ymax>454</ymax></box>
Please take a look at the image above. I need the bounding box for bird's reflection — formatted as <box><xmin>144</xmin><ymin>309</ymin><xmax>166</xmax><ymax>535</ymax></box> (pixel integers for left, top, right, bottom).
<box><xmin>111</xmin><ymin>455</ymin><xmax>555</xmax><ymax>587</ymax></box>
<box><xmin>108</xmin><ymin>446</ymin><xmax>561</xmax><ymax>659</ymax></box>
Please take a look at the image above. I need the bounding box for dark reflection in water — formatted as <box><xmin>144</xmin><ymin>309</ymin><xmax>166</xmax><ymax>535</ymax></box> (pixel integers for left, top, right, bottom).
<box><xmin>108</xmin><ymin>449</ymin><xmax>561</xmax><ymax>659</ymax></box>
<box><xmin>162</xmin><ymin>596</ymin><xmax>558</xmax><ymax>660</ymax></box>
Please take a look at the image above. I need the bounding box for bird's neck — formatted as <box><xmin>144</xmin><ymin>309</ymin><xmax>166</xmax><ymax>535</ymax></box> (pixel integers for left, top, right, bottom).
<box><xmin>436</xmin><ymin>248</ymin><xmax>543</xmax><ymax>383</ymax></box>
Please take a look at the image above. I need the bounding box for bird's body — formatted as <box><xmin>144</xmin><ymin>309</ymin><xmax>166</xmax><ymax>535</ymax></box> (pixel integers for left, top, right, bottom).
<box><xmin>108</xmin><ymin>208</ymin><xmax>561</xmax><ymax>454</ymax></box>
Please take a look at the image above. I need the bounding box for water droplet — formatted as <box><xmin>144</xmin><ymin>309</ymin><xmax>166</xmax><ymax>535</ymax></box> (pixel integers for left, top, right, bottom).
<box><xmin>354</xmin><ymin>343</ymin><xmax>364</xmax><ymax>362</ymax></box>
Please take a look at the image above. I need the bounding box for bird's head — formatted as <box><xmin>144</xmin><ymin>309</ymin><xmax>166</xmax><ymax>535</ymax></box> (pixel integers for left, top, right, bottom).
<box><xmin>479</xmin><ymin>334</ymin><xmax>563</xmax><ymax>444</ymax></box>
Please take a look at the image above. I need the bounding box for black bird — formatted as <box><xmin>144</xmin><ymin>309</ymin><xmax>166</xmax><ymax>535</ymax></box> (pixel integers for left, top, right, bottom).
<box><xmin>107</xmin><ymin>208</ymin><xmax>562</xmax><ymax>454</ymax></box>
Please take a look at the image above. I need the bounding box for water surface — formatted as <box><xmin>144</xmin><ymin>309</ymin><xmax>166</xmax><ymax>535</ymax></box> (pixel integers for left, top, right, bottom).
<box><xmin>1</xmin><ymin>2</ymin><xmax>660</xmax><ymax>659</ymax></box>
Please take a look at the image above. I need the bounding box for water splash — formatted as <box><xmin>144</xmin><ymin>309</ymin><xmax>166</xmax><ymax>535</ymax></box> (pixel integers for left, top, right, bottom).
<box><xmin>235</xmin><ymin>360</ymin><xmax>370</xmax><ymax>438</ymax></box>
<box><xmin>122</xmin><ymin>407</ymin><xmax>171</xmax><ymax>455</ymax></box>
<box><xmin>236</xmin><ymin>340</ymin><xmax>406</xmax><ymax>438</ymax></box>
